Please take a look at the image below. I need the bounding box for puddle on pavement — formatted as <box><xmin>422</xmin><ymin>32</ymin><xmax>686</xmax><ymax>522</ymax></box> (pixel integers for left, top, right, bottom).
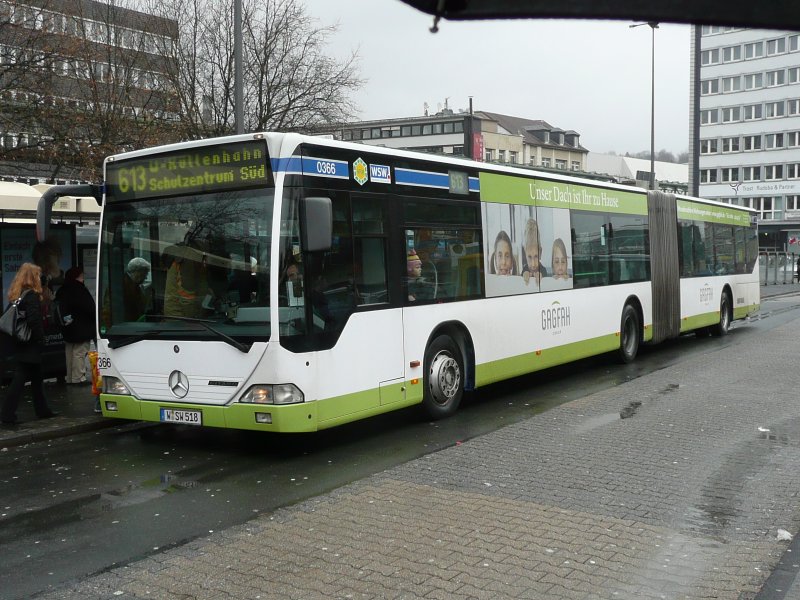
<box><xmin>573</xmin><ymin>412</ymin><xmax>619</xmax><ymax>433</ymax></box>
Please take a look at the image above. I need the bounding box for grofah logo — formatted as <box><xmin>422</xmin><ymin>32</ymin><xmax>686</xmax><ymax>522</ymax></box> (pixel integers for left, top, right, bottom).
<box><xmin>353</xmin><ymin>158</ymin><xmax>368</xmax><ymax>185</ymax></box>
<box><xmin>541</xmin><ymin>300</ymin><xmax>571</xmax><ymax>333</ymax></box>
<box><xmin>699</xmin><ymin>284</ymin><xmax>714</xmax><ymax>304</ymax></box>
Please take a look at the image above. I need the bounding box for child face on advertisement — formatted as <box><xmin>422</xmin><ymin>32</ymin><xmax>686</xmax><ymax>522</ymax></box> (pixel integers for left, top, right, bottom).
<box><xmin>552</xmin><ymin>246</ymin><xmax>568</xmax><ymax>278</ymax></box>
<box><xmin>494</xmin><ymin>238</ymin><xmax>513</xmax><ymax>275</ymax></box>
<box><xmin>525</xmin><ymin>243</ymin><xmax>540</xmax><ymax>272</ymax></box>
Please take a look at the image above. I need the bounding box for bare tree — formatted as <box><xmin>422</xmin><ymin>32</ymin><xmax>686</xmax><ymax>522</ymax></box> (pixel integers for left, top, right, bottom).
<box><xmin>0</xmin><ymin>0</ymin><xmax>184</xmax><ymax>180</ymax></box>
<box><xmin>143</xmin><ymin>0</ymin><xmax>363</xmax><ymax>138</ymax></box>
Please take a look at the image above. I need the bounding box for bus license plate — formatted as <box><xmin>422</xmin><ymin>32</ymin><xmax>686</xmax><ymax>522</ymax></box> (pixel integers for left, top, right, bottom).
<box><xmin>160</xmin><ymin>408</ymin><xmax>202</xmax><ymax>426</ymax></box>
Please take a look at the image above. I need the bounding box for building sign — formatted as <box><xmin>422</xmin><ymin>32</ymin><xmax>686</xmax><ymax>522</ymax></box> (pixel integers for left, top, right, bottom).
<box><xmin>472</xmin><ymin>133</ymin><xmax>484</xmax><ymax>161</ymax></box>
<box><xmin>105</xmin><ymin>140</ymin><xmax>271</xmax><ymax>202</ymax></box>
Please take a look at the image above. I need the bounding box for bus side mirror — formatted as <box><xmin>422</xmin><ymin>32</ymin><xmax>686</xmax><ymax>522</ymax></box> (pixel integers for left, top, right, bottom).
<box><xmin>301</xmin><ymin>196</ymin><xmax>332</xmax><ymax>252</ymax></box>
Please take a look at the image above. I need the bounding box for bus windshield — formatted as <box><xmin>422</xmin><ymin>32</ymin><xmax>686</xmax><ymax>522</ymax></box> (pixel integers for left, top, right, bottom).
<box><xmin>98</xmin><ymin>187</ymin><xmax>274</xmax><ymax>345</ymax></box>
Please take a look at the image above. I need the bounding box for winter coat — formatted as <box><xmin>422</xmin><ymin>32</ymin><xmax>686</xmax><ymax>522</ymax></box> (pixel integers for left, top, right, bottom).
<box><xmin>55</xmin><ymin>280</ymin><xmax>96</xmax><ymax>343</ymax></box>
<box><xmin>11</xmin><ymin>289</ymin><xmax>45</xmax><ymax>364</ymax></box>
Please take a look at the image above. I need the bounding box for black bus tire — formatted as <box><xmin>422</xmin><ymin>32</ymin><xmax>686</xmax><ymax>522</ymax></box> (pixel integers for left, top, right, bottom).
<box><xmin>422</xmin><ymin>334</ymin><xmax>464</xmax><ymax>420</ymax></box>
<box><xmin>712</xmin><ymin>292</ymin><xmax>732</xmax><ymax>337</ymax></box>
<box><xmin>617</xmin><ymin>304</ymin><xmax>641</xmax><ymax>364</ymax></box>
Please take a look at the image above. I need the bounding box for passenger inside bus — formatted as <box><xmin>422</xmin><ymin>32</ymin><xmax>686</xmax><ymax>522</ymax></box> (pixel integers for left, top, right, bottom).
<box><xmin>407</xmin><ymin>249</ymin><xmax>435</xmax><ymax>302</ymax></box>
<box><xmin>163</xmin><ymin>243</ymin><xmax>210</xmax><ymax>318</ymax></box>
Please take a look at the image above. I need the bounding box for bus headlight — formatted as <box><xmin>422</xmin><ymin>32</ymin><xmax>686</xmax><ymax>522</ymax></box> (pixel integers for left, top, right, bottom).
<box><xmin>103</xmin><ymin>376</ymin><xmax>130</xmax><ymax>395</ymax></box>
<box><xmin>239</xmin><ymin>384</ymin><xmax>304</xmax><ymax>405</ymax></box>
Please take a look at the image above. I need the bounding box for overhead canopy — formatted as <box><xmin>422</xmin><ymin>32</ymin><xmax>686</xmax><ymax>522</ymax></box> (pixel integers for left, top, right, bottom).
<box><xmin>33</xmin><ymin>184</ymin><xmax>101</xmax><ymax>215</ymax></box>
<box><xmin>0</xmin><ymin>181</ymin><xmax>42</xmax><ymax>214</ymax></box>
<box><xmin>0</xmin><ymin>181</ymin><xmax>100</xmax><ymax>220</ymax></box>
<box><xmin>399</xmin><ymin>1</ymin><xmax>800</xmax><ymax>31</ymax></box>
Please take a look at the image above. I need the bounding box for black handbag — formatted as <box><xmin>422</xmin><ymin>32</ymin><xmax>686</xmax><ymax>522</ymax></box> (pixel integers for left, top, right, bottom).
<box><xmin>0</xmin><ymin>290</ymin><xmax>32</xmax><ymax>342</ymax></box>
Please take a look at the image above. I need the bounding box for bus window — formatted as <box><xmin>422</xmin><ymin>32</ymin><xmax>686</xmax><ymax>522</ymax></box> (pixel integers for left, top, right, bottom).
<box><xmin>703</xmin><ymin>222</ymin><xmax>717</xmax><ymax>275</ymax></box>
<box><xmin>405</xmin><ymin>227</ymin><xmax>482</xmax><ymax>302</ymax></box>
<box><xmin>312</xmin><ymin>196</ymin><xmax>356</xmax><ymax>331</ymax></box>
<box><xmin>353</xmin><ymin>197</ymin><xmax>388</xmax><ymax>305</ymax></box>
<box><xmin>609</xmin><ymin>214</ymin><xmax>649</xmax><ymax>283</ymax></box>
<box><xmin>572</xmin><ymin>212</ymin><xmax>608</xmax><ymax>288</ymax></box>
<box><xmin>715</xmin><ymin>225</ymin><xmax>735</xmax><ymax>275</ymax></box>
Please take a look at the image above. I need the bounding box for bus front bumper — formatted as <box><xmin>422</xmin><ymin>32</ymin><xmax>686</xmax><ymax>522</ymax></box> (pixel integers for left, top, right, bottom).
<box><xmin>99</xmin><ymin>394</ymin><xmax>319</xmax><ymax>432</ymax></box>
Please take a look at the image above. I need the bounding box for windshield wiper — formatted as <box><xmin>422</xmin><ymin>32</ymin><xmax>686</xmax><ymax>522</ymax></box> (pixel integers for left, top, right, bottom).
<box><xmin>144</xmin><ymin>314</ymin><xmax>251</xmax><ymax>353</ymax></box>
<box><xmin>108</xmin><ymin>330</ymin><xmax>165</xmax><ymax>349</ymax></box>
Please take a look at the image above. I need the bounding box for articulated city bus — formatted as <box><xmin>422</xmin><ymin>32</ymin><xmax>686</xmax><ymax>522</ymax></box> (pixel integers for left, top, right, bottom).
<box><xmin>53</xmin><ymin>132</ymin><xmax>758</xmax><ymax>432</ymax></box>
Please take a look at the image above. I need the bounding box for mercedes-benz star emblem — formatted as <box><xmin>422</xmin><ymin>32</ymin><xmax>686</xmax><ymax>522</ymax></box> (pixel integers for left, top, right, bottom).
<box><xmin>168</xmin><ymin>370</ymin><xmax>190</xmax><ymax>398</ymax></box>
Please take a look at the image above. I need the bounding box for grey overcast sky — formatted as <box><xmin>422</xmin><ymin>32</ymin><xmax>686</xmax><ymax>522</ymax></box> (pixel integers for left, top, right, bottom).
<box><xmin>303</xmin><ymin>0</ymin><xmax>691</xmax><ymax>156</ymax></box>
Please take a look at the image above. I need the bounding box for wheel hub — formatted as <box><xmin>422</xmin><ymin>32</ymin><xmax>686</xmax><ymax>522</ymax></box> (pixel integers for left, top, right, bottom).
<box><xmin>428</xmin><ymin>352</ymin><xmax>461</xmax><ymax>405</ymax></box>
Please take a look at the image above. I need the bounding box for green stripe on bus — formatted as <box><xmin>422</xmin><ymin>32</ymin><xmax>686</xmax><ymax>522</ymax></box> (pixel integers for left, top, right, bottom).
<box><xmin>475</xmin><ymin>332</ymin><xmax>621</xmax><ymax>386</ymax></box>
<box><xmin>676</xmin><ymin>199</ymin><xmax>751</xmax><ymax>226</ymax></box>
<box><xmin>479</xmin><ymin>172</ymin><xmax>648</xmax><ymax>215</ymax></box>
<box><xmin>734</xmin><ymin>303</ymin><xmax>759</xmax><ymax>319</ymax></box>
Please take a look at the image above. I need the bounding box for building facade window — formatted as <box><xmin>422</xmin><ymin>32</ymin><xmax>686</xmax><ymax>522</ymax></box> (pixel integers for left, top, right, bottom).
<box><xmin>744</xmin><ymin>73</ymin><xmax>763</xmax><ymax>90</ymax></box>
<box><xmin>789</xmin><ymin>99</ymin><xmax>800</xmax><ymax>115</ymax></box>
<box><xmin>721</xmin><ymin>107</ymin><xmax>741</xmax><ymax>122</ymax></box>
<box><xmin>765</xmin><ymin>133</ymin><xmax>785</xmax><ymax>149</ymax></box>
<box><xmin>720</xmin><ymin>167</ymin><xmax>739</xmax><ymax>182</ymax></box>
<box><xmin>541</xmin><ymin>157</ymin><xmax>551</xmax><ymax>168</ymax></box>
<box><xmin>701</xmin><ymin>49</ymin><xmax>719</xmax><ymax>64</ymax></box>
<box><xmin>767</xmin><ymin>69</ymin><xmax>786</xmax><ymax>87</ymax></box>
<box><xmin>742</xmin><ymin>166</ymin><xmax>761</xmax><ymax>181</ymax></box>
<box><xmin>700</xmin><ymin>168</ymin><xmax>718</xmax><ymax>183</ymax></box>
<box><xmin>788</xmin><ymin>131</ymin><xmax>800</xmax><ymax>147</ymax></box>
<box><xmin>701</xmin><ymin>79</ymin><xmax>720</xmax><ymax>95</ymax></box>
<box><xmin>743</xmin><ymin>135</ymin><xmax>762</xmax><ymax>151</ymax></box>
<box><xmin>767</xmin><ymin>37</ymin><xmax>787</xmax><ymax>55</ymax></box>
<box><xmin>700</xmin><ymin>139</ymin><xmax>718</xmax><ymax>154</ymax></box>
<box><xmin>722</xmin><ymin>45</ymin><xmax>742</xmax><ymax>62</ymax></box>
<box><xmin>508</xmin><ymin>151</ymin><xmax>518</xmax><ymax>164</ymax></box>
<box><xmin>722</xmin><ymin>76</ymin><xmax>741</xmax><ymax>92</ymax></box>
<box><xmin>571</xmin><ymin>160</ymin><xmax>581</xmax><ymax>171</ymax></box>
<box><xmin>744</xmin><ymin>104</ymin><xmax>763</xmax><ymax>120</ymax></box>
<box><xmin>744</xmin><ymin>41</ymin><xmax>764</xmax><ymax>59</ymax></box>
<box><xmin>787</xmin><ymin>164</ymin><xmax>800</xmax><ymax>179</ymax></box>
<box><xmin>790</xmin><ymin>67</ymin><xmax>800</xmax><ymax>84</ymax></box>
<box><xmin>700</xmin><ymin>109</ymin><xmax>719</xmax><ymax>124</ymax></box>
<box><xmin>765</xmin><ymin>165</ymin><xmax>784</xmax><ymax>180</ymax></box>
<box><xmin>722</xmin><ymin>136</ymin><xmax>740</xmax><ymax>152</ymax></box>
<box><xmin>765</xmin><ymin>101</ymin><xmax>785</xmax><ymax>118</ymax></box>
<box><xmin>555</xmin><ymin>159</ymin><xmax>567</xmax><ymax>169</ymax></box>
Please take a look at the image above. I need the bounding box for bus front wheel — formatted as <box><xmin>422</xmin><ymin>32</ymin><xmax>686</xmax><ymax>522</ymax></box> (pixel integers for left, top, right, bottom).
<box><xmin>422</xmin><ymin>335</ymin><xmax>464</xmax><ymax>419</ymax></box>
<box><xmin>617</xmin><ymin>304</ymin><xmax>641</xmax><ymax>364</ymax></box>
<box><xmin>712</xmin><ymin>292</ymin><xmax>732</xmax><ymax>336</ymax></box>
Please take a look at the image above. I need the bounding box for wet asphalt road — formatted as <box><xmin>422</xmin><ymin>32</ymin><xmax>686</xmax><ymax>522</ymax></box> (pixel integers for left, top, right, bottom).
<box><xmin>1</xmin><ymin>293</ymin><xmax>799</xmax><ymax>600</ymax></box>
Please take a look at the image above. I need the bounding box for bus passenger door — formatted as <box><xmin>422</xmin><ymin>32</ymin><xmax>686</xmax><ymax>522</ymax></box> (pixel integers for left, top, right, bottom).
<box><xmin>349</xmin><ymin>193</ymin><xmax>406</xmax><ymax>406</ymax></box>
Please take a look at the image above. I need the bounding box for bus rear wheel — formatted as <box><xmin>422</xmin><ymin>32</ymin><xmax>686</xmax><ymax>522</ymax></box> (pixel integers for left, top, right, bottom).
<box><xmin>422</xmin><ymin>335</ymin><xmax>464</xmax><ymax>419</ymax></box>
<box><xmin>712</xmin><ymin>292</ymin><xmax>732</xmax><ymax>337</ymax></box>
<box><xmin>617</xmin><ymin>304</ymin><xmax>641</xmax><ymax>364</ymax></box>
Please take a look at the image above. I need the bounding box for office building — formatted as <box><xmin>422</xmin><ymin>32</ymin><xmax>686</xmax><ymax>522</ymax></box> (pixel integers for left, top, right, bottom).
<box><xmin>691</xmin><ymin>26</ymin><xmax>800</xmax><ymax>249</ymax></box>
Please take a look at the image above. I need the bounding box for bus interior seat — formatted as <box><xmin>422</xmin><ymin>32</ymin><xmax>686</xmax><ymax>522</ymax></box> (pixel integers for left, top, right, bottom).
<box><xmin>422</xmin><ymin>260</ymin><xmax>438</xmax><ymax>298</ymax></box>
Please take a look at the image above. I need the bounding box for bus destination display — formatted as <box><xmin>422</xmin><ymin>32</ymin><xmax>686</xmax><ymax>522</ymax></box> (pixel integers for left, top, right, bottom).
<box><xmin>106</xmin><ymin>140</ymin><xmax>270</xmax><ymax>202</ymax></box>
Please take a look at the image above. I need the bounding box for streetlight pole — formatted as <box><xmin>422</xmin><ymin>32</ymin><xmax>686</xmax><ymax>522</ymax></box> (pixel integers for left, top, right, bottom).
<box><xmin>630</xmin><ymin>21</ymin><xmax>658</xmax><ymax>190</ymax></box>
<box><xmin>234</xmin><ymin>0</ymin><xmax>244</xmax><ymax>134</ymax></box>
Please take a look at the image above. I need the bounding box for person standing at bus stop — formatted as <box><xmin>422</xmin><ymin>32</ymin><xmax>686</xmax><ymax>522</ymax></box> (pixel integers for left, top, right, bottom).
<box><xmin>1</xmin><ymin>263</ymin><xmax>58</xmax><ymax>426</ymax></box>
<box><xmin>55</xmin><ymin>266</ymin><xmax>96</xmax><ymax>384</ymax></box>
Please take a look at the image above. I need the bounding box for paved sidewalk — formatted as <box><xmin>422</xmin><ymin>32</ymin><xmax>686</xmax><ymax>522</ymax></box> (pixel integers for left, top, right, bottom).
<box><xmin>0</xmin><ymin>380</ymin><xmax>114</xmax><ymax>448</ymax></box>
<box><xmin>13</xmin><ymin>281</ymin><xmax>799</xmax><ymax>599</ymax></box>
